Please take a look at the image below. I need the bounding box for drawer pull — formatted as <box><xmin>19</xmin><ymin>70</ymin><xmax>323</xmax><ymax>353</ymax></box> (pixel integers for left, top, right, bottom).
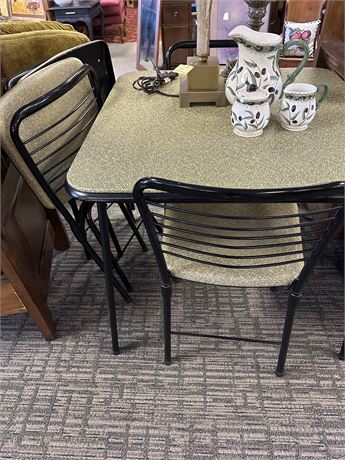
<box><xmin>65</xmin><ymin>11</ymin><xmax>76</xmax><ymax>14</ymax></box>
<box><xmin>172</xmin><ymin>10</ymin><xmax>178</xmax><ymax>17</ymax></box>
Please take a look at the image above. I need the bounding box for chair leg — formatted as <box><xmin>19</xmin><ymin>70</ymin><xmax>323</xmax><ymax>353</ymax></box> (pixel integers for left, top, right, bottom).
<box><xmin>119</xmin><ymin>203</ymin><xmax>148</xmax><ymax>252</ymax></box>
<box><xmin>70</xmin><ymin>200</ymin><xmax>91</xmax><ymax>260</ymax></box>
<box><xmin>107</xmin><ymin>214</ymin><xmax>123</xmax><ymax>257</ymax></box>
<box><xmin>123</xmin><ymin>18</ymin><xmax>127</xmax><ymax>36</ymax></box>
<box><xmin>119</xmin><ymin>24</ymin><xmax>124</xmax><ymax>43</ymax></box>
<box><xmin>125</xmin><ymin>202</ymin><xmax>135</xmax><ymax>221</ymax></box>
<box><xmin>339</xmin><ymin>340</ymin><xmax>344</xmax><ymax>360</ymax></box>
<box><xmin>85</xmin><ymin>206</ymin><xmax>133</xmax><ymax>292</ymax></box>
<box><xmin>161</xmin><ymin>283</ymin><xmax>172</xmax><ymax>365</ymax></box>
<box><xmin>71</xmin><ymin>221</ymin><xmax>132</xmax><ymax>303</ymax></box>
<box><xmin>275</xmin><ymin>292</ymin><xmax>300</xmax><ymax>377</ymax></box>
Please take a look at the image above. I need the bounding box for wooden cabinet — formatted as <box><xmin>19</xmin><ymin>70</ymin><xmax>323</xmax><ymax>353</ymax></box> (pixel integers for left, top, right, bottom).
<box><xmin>1</xmin><ymin>162</ymin><xmax>69</xmax><ymax>339</ymax></box>
<box><xmin>161</xmin><ymin>0</ymin><xmax>194</xmax><ymax>67</ymax></box>
<box><xmin>316</xmin><ymin>0</ymin><xmax>344</xmax><ymax>80</ymax></box>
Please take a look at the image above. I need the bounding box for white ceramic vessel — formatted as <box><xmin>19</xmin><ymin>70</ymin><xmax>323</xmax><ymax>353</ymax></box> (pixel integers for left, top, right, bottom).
<box><xmin>225</xmin><ymin>25</ymin><xmax>309</xmax><ymax>105</ymax></box>
<box><xmin>54</xmin><ymin>0</ymin><xmax>73</xmax><ymax>6</ymax></box>
<box><xmin>279</xmin><ymin>82</ymin><xmax>329</xmax><ymax>131</ymax></box>
<box><xmin>231</xmin><ymin>86</ymin><xmax>270</xmax><ymax>137</ymax></box>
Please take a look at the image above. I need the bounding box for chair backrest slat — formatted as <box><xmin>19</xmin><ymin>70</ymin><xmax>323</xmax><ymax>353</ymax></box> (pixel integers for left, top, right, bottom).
<box><xmin>134</xmin><ymin>178</ymin><xmax>344</xmax><ymax>287</ymax></box>
<box><xmin>0</xmin><ymin>58</ymin><xmax>102</xmax><ymax>211</ymax></box>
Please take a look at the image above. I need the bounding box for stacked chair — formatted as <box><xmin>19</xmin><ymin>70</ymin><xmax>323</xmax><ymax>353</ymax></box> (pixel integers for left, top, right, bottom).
<box><xmin>0</xmin><ymin>42</ymin><xmax>146</xmax><ymax>348</ymax></box>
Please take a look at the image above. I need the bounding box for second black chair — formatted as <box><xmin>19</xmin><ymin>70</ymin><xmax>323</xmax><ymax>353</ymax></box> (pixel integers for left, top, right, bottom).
<box><xmin>165</xmin><ymin>39</ymin><xmax>238</xmax><ymax>70</ymax></box>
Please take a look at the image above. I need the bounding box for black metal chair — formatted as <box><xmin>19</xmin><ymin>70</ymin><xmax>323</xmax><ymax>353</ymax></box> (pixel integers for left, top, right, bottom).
<box><xmin>5</xmin><ymin>40</ymin><xmax>115</xmax><ymax>104</ymax></box>
<box><xmin>133</xmin><ymin>177</ymin><xmax>344</xmax><ymax>376</ymax></box>
<box><xmin>165</xmin><ymin>39</ymin><xmax>238</xmax><ymax>70</ymax></box>
<box><xmin>0</xmin><ymin>58</ymin><xmax>147</xmax><ymax>354</ymax></box>
<box><xmin>4</xmin><ymin>40</ymin><xmax>139</xmax><ymax>233</ymax></box>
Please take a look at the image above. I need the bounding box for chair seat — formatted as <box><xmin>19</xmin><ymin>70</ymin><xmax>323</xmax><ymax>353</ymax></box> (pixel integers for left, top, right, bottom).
<box><xmin>162</xmin><ymin>202</ymin><xmax>305</xmax><ymax>287</ymax></box>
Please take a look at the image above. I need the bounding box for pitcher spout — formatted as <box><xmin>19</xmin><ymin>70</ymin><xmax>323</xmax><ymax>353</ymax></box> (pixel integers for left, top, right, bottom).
<box><xmin>228</xmin><ymin>25</ymin><xmax>282</xmax><ymax>50</ymax></box>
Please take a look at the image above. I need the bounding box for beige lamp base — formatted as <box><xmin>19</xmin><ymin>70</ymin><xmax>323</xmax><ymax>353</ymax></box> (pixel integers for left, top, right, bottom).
<box><xmin>179</xmin><ymin>76</ymin><xmax>228</xmax><ymax>108</ymax></box>
<box><xmin>186</xmin><ymin>56</ymin><xmax>220</xmax><ymax>91</ymax></box>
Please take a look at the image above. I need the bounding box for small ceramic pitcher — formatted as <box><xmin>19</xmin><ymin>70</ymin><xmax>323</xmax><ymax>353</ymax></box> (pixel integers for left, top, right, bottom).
<box><xmin>279</xmin><ymin>82</ymin><xmax>329</xmax><ymax>131</ymax></box>
<box><xmin>231</xmin><ymin>85</ymin><xmax>270</xmax><ymax>137</ymax></box>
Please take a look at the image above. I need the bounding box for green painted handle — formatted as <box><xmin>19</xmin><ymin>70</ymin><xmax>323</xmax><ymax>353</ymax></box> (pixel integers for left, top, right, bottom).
<box><xmin>315</xmin><ymin>82</ymin><xmax>329</xmax><ymax>109</ymax></box>
<box><xmin>280</xmin><ymin>40</ymin><xmax>310</xmax><ymax>94</ymax></box>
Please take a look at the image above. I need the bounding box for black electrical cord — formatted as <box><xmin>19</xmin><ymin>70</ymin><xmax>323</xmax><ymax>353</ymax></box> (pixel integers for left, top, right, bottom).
<box><xmin>133</xmin><ymin>63</ymin><xmax>179</xmax><ymax>98</ymax></box>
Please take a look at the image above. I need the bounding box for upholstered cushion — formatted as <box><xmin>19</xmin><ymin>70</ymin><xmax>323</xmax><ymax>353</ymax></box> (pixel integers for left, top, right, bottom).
<box><xmin>0</xmin><ymin>30</ymin><xmax>89</xmax><ymax>80</ymax></box>
<box><xmin>283</xmin><ymin>20</ymin><xmax>321</xmax><ymax>57</ymax></box>
<box><xmin>0</xmin><ymin>20</ymin><xmax>75</xmax><ymax>35</ymax></box>
<box><xmin>100</xmin><ymin>0</ymin><xmax>124</xmax><ymax>15</ymax></box>
<box><xmin>0</xmin><ymin>58</ymin><xmax>95</xmax><ymax>209</ymax></box>
<box><xmin>162</xmin><ymin>202</ymin><xmax>304</xmax><ymax>287</ymax></box>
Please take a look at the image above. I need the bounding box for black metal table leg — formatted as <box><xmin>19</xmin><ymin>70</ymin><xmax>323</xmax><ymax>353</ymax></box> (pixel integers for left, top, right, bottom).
<box><xmin>97</xmin><ymin>202</ymin><xmax>120</xmax><ymax>355</ymax></box>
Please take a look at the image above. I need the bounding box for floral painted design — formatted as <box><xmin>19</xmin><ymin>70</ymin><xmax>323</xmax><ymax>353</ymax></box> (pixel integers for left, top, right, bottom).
<box><xmin>279</xmin><ymin>98</ymin><xmax>315</xmax><ymax>129</ymax></box>
<box><xmin>232</xmin><ymin>108</ymin><xmax>267</xmax><ymax>132</ymax></box>
<box><xmin>227</xmin><ymin>56</ymin><xmax>280</xmax><ymax>104</ymax></box>
<box><xmin>289</xmin><ymin>28</ymin><xmax>312</xmax><ymax>41</ymax></box>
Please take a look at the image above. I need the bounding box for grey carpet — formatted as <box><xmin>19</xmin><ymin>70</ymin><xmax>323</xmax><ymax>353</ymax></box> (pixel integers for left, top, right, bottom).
<box><xmin>1</xmin><ymin>208</ymin><xmax>344</xmax><ymax>459</ymax></box>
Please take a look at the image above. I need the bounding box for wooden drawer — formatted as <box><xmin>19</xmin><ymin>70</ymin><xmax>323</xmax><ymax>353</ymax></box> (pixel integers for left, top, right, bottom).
<box><xmin>162</xmin><ymin>25</ymin><xmax>193</xmax><ymax>66</ymax></box>
<box><xmin>162</xmin><ymin>3</ymin><xmax>191</xmax><ymax>26</ymax></box>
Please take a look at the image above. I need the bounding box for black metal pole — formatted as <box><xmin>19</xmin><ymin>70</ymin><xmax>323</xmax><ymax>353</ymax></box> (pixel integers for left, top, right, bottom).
<box><xmin>97</xmin><ymin>202</ymin><xmax>120</xmax><ymax>355</ymax></box>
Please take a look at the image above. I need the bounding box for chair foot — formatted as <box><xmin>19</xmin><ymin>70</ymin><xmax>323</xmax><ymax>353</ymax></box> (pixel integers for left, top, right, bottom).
<box><xmin>276</xmin><ymin>291</ymin><xmax>300</xmax><ymax>377</ymax></box>
<box><xmin>275</xmin><ymin>368</ymin><xmax>284</xmax><ymax>377</ymax></box>
<box><xmin>164</xmin><ymin>358</ymin><xmax>171</xmax><ymax>365</ymax></box>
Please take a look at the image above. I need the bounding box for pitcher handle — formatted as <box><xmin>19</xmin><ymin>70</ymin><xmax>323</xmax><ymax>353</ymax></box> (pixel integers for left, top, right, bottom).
<box><xmin>315</xmin><ymin>82</ymin><xmax>329</xmax><ymax>109</ymax></box>
<box><xmin>280</xmin><ymin>40</ymin><xmax>310</xmax><ymax>94</ymax></box>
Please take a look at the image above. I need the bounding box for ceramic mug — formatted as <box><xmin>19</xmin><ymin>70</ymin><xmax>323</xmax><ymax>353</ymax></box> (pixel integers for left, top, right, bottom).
<box><xmin>279</xmin><ymin>82</ymin><xmax>329</xmax><ymax>131</ymax></box>
<box><xmin>231</xmin><ymin>86</ymin><xmax>270</xmax><ymax>137</ymax></box>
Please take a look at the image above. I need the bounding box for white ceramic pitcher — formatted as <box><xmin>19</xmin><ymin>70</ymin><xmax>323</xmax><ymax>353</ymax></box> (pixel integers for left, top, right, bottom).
<box><xmin>225</xmin><ymin>26</ymin><xmax>309</xmax><ymax>105</ymax></box>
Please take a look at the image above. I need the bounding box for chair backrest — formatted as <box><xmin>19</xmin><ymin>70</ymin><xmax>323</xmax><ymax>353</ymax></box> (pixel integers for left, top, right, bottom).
<box><xmin>0</xmin><ymin>27</ymin><xmax>89</xmax><ymax>85</ymax></box>
<box><xmin>5</xmin><ymin>40</ymin><xmax>115</xmax><ymax>104</ymax></box>
<box><xmin>133</xmin><ymin>177</ymin><xmax>344</xmax><ymax>287</ymax></box>
<box><xmin>165</xmin><ymin>39</ymin><xmax>238</xmax><ymax>69</ymax></box>
<box><xmin>0</xmin><ymin>57</ymin><xmax>102</xmax><ymax>210</ymax></box>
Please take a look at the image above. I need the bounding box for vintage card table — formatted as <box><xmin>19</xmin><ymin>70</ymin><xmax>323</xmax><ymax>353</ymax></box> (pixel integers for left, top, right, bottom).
<box><xmin>66</xmin><ymin>67</ymin><xmax>345</xmax><ymax>354</ymax></box>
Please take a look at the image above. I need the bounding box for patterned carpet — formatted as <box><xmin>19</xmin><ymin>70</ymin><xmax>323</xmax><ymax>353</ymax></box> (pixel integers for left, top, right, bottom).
<box><xmin>0</xmin><ymin>208</ymin><xmax>344</xmax><ymax>459</ymax></box>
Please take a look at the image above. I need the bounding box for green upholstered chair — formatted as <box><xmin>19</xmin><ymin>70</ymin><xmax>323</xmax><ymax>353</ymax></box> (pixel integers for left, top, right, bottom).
<box><xmin>134</xmin><ymin>177</ymin><xmax>344</xmax><ymax>376</ymax></box>
<box><xmin>0</xmin><ymin>21</ymin><xmax>89</xmax><ymax>89</ymax></box>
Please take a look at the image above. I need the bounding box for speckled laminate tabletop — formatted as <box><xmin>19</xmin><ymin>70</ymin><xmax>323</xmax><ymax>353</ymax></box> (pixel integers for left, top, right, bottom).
<box><xmin>66</xmin><ymin>68</ymin><xmax>345</xmax><ymax>198</ymax></box>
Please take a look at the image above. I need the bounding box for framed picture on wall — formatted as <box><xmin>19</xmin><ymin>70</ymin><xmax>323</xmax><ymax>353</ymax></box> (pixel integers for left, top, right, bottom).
<box><xmin>0</xmin><ymin>0</ymin><xmax>10</xmax><ymax>17</ymax></box>
<box><xmin>136</xmin><ymin>0</ymin><xmax>162</xmax><ymax>70</ymax></box>
<box><xmin>7</xmin><ymin>0</ymin><xmax>45</xmax><ymax>19</ymax></box>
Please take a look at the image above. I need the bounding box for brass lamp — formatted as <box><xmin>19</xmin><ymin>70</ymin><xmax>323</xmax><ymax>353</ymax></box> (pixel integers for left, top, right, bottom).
<box><xmin>243</xmin><ymin>0</ymin><xmax>272</xmax><ymax>31</ymax></box>
<box><xmin>180</xmin><ymin>0</ymin><xmax>228</xmax><ymax>107</ymax></box>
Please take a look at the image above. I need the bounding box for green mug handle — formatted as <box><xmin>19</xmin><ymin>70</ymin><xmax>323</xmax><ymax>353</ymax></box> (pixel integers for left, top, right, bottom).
<box><xmin>315</xmin><ymin>82</ymin><xmax>329</xmax><ymax>109</ymax></box>
<box><xmin>280</xmin><ymin>40</ymin><xmax>310</xmax><ymax>94</ymax></box>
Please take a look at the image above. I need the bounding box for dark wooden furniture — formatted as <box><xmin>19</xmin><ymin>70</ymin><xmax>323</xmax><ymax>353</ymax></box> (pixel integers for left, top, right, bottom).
<box><xmin>316</xmin><ymin>0</ymin><xmax>344</xmax><ymax>80</ymax></box>
<box><xmin>1</xmin><ymin>163</ymin><xmax>69</xmax><ymax>340</ymax></box>
<box><xmin>161</xmin><ymin>0</ymin><xmax>194</xmax><ymax>67</ymax></box>
<box><xmin>48</xmin><ymin>0</ymin><xmax>105</xmax><ymax>41</ymax></box>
